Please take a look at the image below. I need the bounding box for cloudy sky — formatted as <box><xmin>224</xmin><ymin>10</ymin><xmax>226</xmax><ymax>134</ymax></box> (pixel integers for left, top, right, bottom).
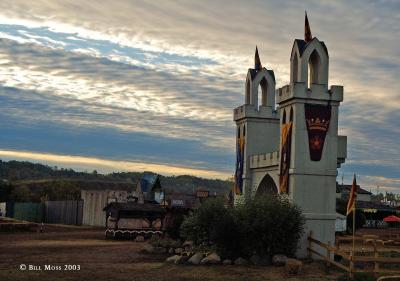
<box><xmin>0</xmin><ymin>0</ymin><xmax>399</xmax><ymax>192</ymax></box>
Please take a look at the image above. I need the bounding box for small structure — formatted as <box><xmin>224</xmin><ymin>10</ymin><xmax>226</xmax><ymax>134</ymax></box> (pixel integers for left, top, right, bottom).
<box><xmin>137</xmin><ymin>173</ymin><xmax>163</xmax><ymax>203</ymax></box>
<box><xmin>335</xmin><ymin>213</ymin><xmax>346</xmax><ymax>233</ymax></box>
<box><xmin>359</xmin><ymin>201</ymin><xmax>399</xmax><ymax>228</ymax></box>
<box><xmin>336</xmin><ymin>183</ymin><xmax>372</xmax><ymax>202</ymax></box>
<box><xmin>81</xmin><ymin>189</ymin><xmax>134</xmax><ymax>226</ymax></box>
<box><xmin>104</xmin><ymin>202</ymin><xmax>166</xmax><ymax>239</ymax></box>
<box><xmin>383</xmin><ymin>215</ymin><xmax>400</xmax><ymax>223</ymax></box>
<box><xmin>163</xmin><ymin>192</ymin><xmax>199</xmax><ymax>209</ymax></box>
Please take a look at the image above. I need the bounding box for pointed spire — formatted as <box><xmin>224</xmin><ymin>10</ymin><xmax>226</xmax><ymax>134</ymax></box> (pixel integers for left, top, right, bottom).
<box><xmin>304</xmin><ymin>11</ymin><xmax>312</xmax><ymax>43</ymax></box>
<box><xmin>254</xmin><ymin>45</ymin><xmax>262</xmax><ymax>70</ymax></box>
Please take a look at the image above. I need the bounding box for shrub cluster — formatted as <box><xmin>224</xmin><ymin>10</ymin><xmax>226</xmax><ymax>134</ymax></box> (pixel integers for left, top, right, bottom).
<box><xmin>180</xmin><ymin>195</ymin><xmax>305</xmax><ymax>259</ymax></box>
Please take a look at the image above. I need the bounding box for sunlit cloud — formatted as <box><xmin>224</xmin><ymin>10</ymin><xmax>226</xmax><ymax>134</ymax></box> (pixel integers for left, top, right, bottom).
<box><xmin>0</xmin><ymin>0</ymin><xmax>398</xmax><ymax>191</ymax></box>
<box><xmin>0</xmin><ymin>150</ymin><xmax>230</xmax><ymax>179</ymax></box>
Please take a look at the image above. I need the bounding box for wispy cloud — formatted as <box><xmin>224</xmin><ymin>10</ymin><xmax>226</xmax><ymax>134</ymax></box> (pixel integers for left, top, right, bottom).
<box><xmin>0</xmin><ymin>0</ymin><xmax>399</xmax><ymax>192</ymax></box>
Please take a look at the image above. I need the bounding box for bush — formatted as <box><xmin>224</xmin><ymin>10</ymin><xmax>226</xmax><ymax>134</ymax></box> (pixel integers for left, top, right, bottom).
<box><xmin>180</xmin><ymin>198</ymin><xmax>240</xmax><ymax>258</ymax></box>
<box><xmin>236</xmin><ymin>195</ymin><xmax>305</xmax><ymax>258</ymax></box>
<box><xmin>164</xmin><ymin>210</ymin><xmax>187</xmax><ymax>240</ymax></box>
<box><xmin>180</xmin><ymin>195</ymin><xmax>305</xmax><ymax>259</ymax></box>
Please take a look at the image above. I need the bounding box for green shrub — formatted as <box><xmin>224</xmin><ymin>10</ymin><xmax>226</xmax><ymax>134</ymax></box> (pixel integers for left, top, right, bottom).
<box><xmin>180</xmin><ymin>195</ymin><xmax>305</xmax><ymax>259</ymax></box>
<box><xmin>236</xmin><ymin>195</ymin><xmax>305</xmax><ymax>258</ymax></box>
<box><xmin>180</xmin><ymin>198</ymin><xmax>241</xmax><ymax>258</ymax></box>
<box><xmin>164</xmin><ymin>211</ymin><xmax>186</xmax><ymax>240</ymax></box>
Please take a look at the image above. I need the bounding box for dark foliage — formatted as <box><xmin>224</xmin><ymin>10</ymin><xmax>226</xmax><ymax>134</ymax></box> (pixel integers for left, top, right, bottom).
<box><xmin>164</xmin><ymin>210</ymin><xmax>188</xmax><ymax>240</ymax></box>
<box><xmin>0</xmin><ymin>181</ymin><xmax>14</xmax><ymax>201</ymax></box>
<box><xmin>236</xmin><ymin>195</ymin><xmax>305</xmax><ymax>258</ymax></box>
<box><xmin>180</xmin><ymin>198</ymin><xmax>240</xmax><ymax>258</ymax></box>
<box><xmin>180</xmin><ymin>195</ymin><xmax>305</xmax><ymax>259</ymax></box>
<box><xmin>0</xmin><ymin>159</ymin><xmax>231</xmax><ymax>202</ymax></box>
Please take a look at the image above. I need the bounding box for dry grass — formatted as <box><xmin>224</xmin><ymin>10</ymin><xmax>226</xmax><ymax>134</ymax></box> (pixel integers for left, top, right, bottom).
<box><xmin>0</xmin><ymin>226</ymin><xmax>344</xmax><ymax>281</ymax></box>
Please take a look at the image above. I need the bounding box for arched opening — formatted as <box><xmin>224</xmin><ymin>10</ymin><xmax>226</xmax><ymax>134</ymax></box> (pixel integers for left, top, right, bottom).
<box><xmin>308</xmin><ymin>50</ymin><xmax>321</xmax><ymax>88</ymax></box>
<box><xmin>243</xmin><ymin>125</ymin><xmax>246</xmax><ymax>137</ymax></box>
<box><xmin>282</xmin><ymin>109</ymin><xmax>286</xmax><ymax>124</ymax></box>
<box><xmin>258</xmin><ymin>77</ymin><xmax>268</xmax><ymax>107</ymax></box>
<box><xmin>245</xmin><ymin>79</ymin><xmax>250</xmax><ymax>104</ymax></box>
<box><xmin>256</xmin><ymin>174</ymin><xmax>278</xmax><ymax>196</ymax></box>
<box><xmin>289</xmin><ymin>107</ymin><xmax>293</xmax><ymax>122</ymax></box>
<box><xmin>291</xmin><ymin>54</ymin><xmax>298</xmax><ymax>83</ymax></box>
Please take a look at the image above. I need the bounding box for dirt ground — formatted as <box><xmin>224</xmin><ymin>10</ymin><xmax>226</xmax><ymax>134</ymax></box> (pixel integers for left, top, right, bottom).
<box><xmin>0</xmin><ymin>225</ymin><xmax>345</xmax><ymax>281</ymax></box>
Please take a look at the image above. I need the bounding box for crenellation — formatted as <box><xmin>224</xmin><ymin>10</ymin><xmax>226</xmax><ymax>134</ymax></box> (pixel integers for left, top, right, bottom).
<box><xmin>277</xmin><ymin>82</ymin><xmax>343</xmax><ymax>104</ymax></box>
<box><xmin>249</xmin><ymin>151</ymin><xmax>279</xmax><ymax>169</ymax></box>
<box><xmin>329</xmin><ymin>85</ymin><xmax>344</xmax><ymax>102</ymax></box>
<box><xmin>233</xmin><ymin>104</ymin><xmax>277</xmax><ymax>121</ymax></box>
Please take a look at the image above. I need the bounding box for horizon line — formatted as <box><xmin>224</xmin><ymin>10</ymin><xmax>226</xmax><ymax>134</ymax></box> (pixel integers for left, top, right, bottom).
<box><xmin>0</xmin><ymin>149</ymin><xmax>232</xmax><ymax>180</ymax></box>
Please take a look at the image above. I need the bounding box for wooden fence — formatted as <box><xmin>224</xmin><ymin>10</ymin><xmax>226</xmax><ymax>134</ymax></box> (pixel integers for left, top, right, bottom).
<box><xmin>307</xmin><ymin>231</ymin><xmax>400</xmax><ymax>280</ymax></box>
<box><xmin>5</xmin><ymin>201</ymin><xmax>83</xmax><ymax>225</ymax></box>
<box><xmin>336</xmin><ymin>235</ymin><xmax>400</xmax><ymax>249</ymax></box>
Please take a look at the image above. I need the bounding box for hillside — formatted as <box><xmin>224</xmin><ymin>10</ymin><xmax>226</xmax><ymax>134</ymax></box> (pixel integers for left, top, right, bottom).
<box><xmin>0</xmin><ymin>159</ymin><xmax>232</xmax><ymax>202</ymax></box>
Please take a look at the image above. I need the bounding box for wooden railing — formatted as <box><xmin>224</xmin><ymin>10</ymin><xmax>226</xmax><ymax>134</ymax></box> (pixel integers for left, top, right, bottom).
<box><xmin>336</xmin><ymin>235</ymin><xmax>400</xmax><ymax>249</ymax></box>
<box><xmin>307</xmin><ymin>231</ymin><xmax>400</xmax><ymax>280</ymax></box>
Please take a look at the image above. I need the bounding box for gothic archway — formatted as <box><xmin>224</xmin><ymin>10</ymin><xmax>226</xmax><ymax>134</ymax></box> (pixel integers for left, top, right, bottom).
<box><xmin>255</xmin><ymin>174</ymin><xmax>278</xmax><ymax>196</ymax></box>
<box><xmin>308</xmin><ymin>49</ymin><xmax>321</xmax><ymax>87</ymax></box>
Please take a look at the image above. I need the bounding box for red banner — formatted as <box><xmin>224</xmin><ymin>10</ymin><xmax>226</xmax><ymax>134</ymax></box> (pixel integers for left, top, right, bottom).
<box><xmin>305</xmin><ymin>104</ymin><xmax>331</xmax><ymax>161</ymax></box>
<box><xmin>279</xmin><ymin>122</ymin><xmax>292</xmax><ymax>194</ymax></box>
<box><xmin>346</xmin><ymin>175</ymin><xmax>357</xmax><ymax>216</ymax></box>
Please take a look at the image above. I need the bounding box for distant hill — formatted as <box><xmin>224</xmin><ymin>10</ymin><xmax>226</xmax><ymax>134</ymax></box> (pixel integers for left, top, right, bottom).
<box><xmin>0</xmin><ymin>159</ymin><xmax>232</xmax><ymax>202</ymax></box>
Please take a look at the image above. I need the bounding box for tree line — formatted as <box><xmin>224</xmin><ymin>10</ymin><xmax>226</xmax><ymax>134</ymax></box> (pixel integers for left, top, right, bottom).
<box><xmin>0</xmin><ymin>159</ymin><xmax>232</xmax><ymax>202</ymax></box>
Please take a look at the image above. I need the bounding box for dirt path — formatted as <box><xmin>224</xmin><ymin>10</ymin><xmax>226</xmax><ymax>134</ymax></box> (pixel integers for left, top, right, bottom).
<box><xmin>0</xmin><ymin>227</ymin><xmax>343</xmax><ymax>281</ymax></box>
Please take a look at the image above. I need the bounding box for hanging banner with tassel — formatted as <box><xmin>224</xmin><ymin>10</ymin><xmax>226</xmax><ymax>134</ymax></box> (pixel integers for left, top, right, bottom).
<box><xmin>234</xmin><ymin>136</ymin><xmax>245</xmax><ymax>195</ymax></box>
<box><xmin>279</xmin><ymin>122</ymin><xmax>292</xmax><ymax>194</ymax></box>
<box><xmin>305</xmin><ymin>104</ymin><xmax>331</xmax><ymax>161</ymax></box>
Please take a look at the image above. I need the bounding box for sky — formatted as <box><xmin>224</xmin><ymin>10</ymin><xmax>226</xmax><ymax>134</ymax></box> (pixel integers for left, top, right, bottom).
<box><xmin>0</xmin><ymin>0</ymin><xmax>399</xmax><ymax>193</ymax></box>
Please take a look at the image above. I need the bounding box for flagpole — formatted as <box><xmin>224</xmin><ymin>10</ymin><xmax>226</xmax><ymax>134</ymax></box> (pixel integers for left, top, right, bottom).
<box><xmin>352</xmin><ymin>200</ymin><xmax>356</xmax><ymax>254</ymax></box>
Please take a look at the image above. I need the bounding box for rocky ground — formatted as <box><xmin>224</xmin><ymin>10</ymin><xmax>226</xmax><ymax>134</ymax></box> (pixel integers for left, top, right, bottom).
<box><xmin>0</xmin><ymin>225</ymin><xmax>345</xmax><ymax>281</ymax></box>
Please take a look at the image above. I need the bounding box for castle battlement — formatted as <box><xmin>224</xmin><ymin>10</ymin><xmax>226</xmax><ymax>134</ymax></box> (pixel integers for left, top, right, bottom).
<box><xmin>276</xmin><ymin>83</ymin><xmax>343</xmax><ymax>104</ymax></box>
<box><xmin>233</xmin><ymin>104</ymin><xmax>277</xmax><ymax>121</ymax></box>
<box><xmin>249</xmin><ymin>151</ymin><xmax>279</xmax><ymax>169</ymax></box>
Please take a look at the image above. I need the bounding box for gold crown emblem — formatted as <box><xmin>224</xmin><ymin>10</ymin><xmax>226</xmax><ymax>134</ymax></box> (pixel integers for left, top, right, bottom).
<box><xmin>307</xmin><ymin>117</ymin><xmax>329</xmax><ymax>131</ymax></box>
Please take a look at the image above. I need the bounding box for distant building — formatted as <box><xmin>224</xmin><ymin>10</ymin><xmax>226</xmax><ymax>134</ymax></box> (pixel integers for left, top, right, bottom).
<box><xmin>103</xmin><ymin>202</ymin><xmax>166</xmax><ymax>238</ymax></box>
<box><xmin>136</xmin><ymin>172</ymin><xmax>163</xmax><ymax>203</ymax></box>
<box><xmin>162</xmin><ymin>192</ymin><xmax>198</xmax><ymax>209</ymax></box>
<box><xmin>81</xmin><ymin>172</ymin><xmax>223</xmax><ymax>228</ymax></box>
<box><xmin>81</xmin><ymin>189</ymin><xmax>135</xmax><ymax>226</ymax></box>
<box><xmin>336</xmin><ymin>183</ymin><xmax>372</xmax><ymax>202</ymax></box>
<box><xmin>357</xmin><ymin>200</ymin><xmax>398</xmax><ymax>228</ymax></box>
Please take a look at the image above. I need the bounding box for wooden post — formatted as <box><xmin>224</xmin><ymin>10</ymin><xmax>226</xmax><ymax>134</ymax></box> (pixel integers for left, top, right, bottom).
<box><xmin>349</xmin><ymin>250</ymin><xmax>354</xmax><ymax>281</ymax></box>
<box><xmin>326</xmin><ymin>241</ymin><xmax>331</xmax><ymax>273</ymax></box>
<box><xmin>335</xmin><ymin>235</ymin><xmax>339</xmax><ymax>250</ymax></box>
<box><xmin>308</xmin><ymin>230</ymin><xmax>313</xmax><ymax>259</ymax></box>
<box><xmin>373</xmin><ymin>241</ymin><xmax>379</xmax><ymax>279</ymax></box>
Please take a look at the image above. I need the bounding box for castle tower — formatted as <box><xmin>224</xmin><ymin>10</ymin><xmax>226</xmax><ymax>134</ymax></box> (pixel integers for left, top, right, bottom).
<box><xmin>276</xmin><ymin>13</ymin><xmax>347</xmax><ymax>257</ymax></box>
<box><xmin>233</xmin><ymin>47</ymin><xmax>280</xmax><ymax>200</ymax></box>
